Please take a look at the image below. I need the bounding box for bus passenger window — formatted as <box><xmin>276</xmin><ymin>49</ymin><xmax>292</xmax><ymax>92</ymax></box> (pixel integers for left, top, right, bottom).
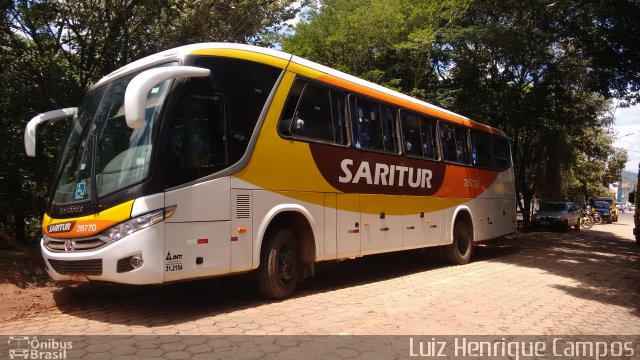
<box><xmin>291</xmin><ymin>83</ymin><xmax>333</xmax><ymax>141</ymax></box>
<box><xmin>401</xmin><ymin>111</ymin><xmax>438</xmax><ymax>160</ymax></box>
<box><xmin>471</xmin><ymin>130</ymin><xmax>491</xmax><ymax>168</ymax></box>
<box><xmin>331</xmin><ymin>90</ymin><xmax>347</xmax><ymax>144</ymax></box>
<box><xmin>279</xmin><ymin>80</ymin><xmax>346</xmax><ymax>145</ymax></box>
<box><xmin>380</xmin><ymin>105</ymin><xmax>397</xmax><ymax>152</ymax></box>
<box><xmin>492</xmin><ymin>136</ymin><xmax>512</xmax><ymax>171</ymax></box>
<box><xmin>351</xmin><ymin>96</ymin><xmax>396</xmax><ymax>153</ymax></box>
<box><xmin>455</xmin><ymin>126</ymin><xmax>469</xmax><ymax>165</ymax></box>
<box><xmin>422</xmin><ymin>119</ymin><xmax>438</xmax><ymax>160</ymax></box>
<box><xmin>401</xmin><ymin>112</ymin><xmax>423</xmax><ymax>156</ymax></box>
<box><xmin>439</xmin><ymin>122</ymin><xmax>458</xmax><ymax>162</ymax></box>
<box><xmin>278</xmin><ymin>79</ymin><xmax>305</xmax><ymax>136</ymax></box>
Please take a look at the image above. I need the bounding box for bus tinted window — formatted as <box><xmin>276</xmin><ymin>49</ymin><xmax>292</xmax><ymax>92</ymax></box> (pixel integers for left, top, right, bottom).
<box><xmin>166</xmin><ymin>87</ymin><xmax>228</xmax><ymax>187</ymax></box>
<box><xmin>401</xmin><ymin>112</ymin><xmax>422</xmax><ymax>156</ymax></box>
<box><xmin>439</xmin><ymin>122</ymin><xmax>457</xmax><ymax>162</ymax></box>
<box><xmin>331</xmin><ymin>90</ymin><xmax>348</xmax><ymax>144</ymax></box>
<box><xmin>440</xmin><ymin>122</ymin><xmax>470</xmax><ymax>165</ymax></box>
<box><xmin>400</xmin><ymin>111</ymin><xmax>438</xmax><ymax>160</ymax></box>
<box><xmin>279</xmin><ymin>80</ymin><xmax>346</xmax><ymax>144</ymax></box>
<box><xmin>351</xmin><ymin>96</ymin><xmax>397</xmax><ymax>153</ymax></box>
<box><xmin>492</xmin><ymin>136</ymin><xmax>511</xmax><ymax>171</ymax></box>
<box><xmin>278</xmin><ymin>79</ymin><xmax>305</xmax><ymax>135</ymax></box>
<box><xmin>455</xmin><ymin>127</ymin><xmax>469</xmax><ymax>165</ymax></box>
<box><xmin>470</xmin><ymin>130</ymin><xmax>492</xmax><ymax>168</ymax></box>
<box><xmin>291</xmin><ymin>83</ymin><xmax>333</xmax><ymax>141</ymax></box>
<box><xmin>165</xmin><ymin>57</ymin><xmax>280</xmax><ymax>188</ymax></box>
<box><xmin>193</xmin><ymin>57</ymin><xmax>281</xmax><ymax>164</ymax></box>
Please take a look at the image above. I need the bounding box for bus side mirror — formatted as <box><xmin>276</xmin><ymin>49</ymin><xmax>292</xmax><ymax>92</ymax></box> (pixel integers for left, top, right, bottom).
<box><xmin>24</xmin><ymin>107</ymin><xmax>77</xmax><ymax>157</ymax></box>
<box><xmin>124</xmin><ymin>66</ymin><xmax>211</xmax><ymax>129</ymax></box>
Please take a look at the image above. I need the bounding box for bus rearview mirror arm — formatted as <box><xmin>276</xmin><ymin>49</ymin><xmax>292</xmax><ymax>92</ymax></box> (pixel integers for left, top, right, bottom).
<box><xmin>24</xmin><ymin>108</ymin><xmax>78</xmax><ymax>157</ymax></box>
<box><xmin>124</xmin><ymin>66</ymin><xmax>211</xmax><ymax>129</ymax></box>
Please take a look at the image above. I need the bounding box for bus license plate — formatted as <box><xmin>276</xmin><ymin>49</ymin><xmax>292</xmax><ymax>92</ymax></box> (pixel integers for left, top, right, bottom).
<box><xmin>68</xmin><ymin>273</ymin><xmax>89</xmax><ymax>282</ymax></box>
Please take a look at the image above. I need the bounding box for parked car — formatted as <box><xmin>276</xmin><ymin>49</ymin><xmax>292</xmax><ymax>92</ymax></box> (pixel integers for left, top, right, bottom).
<box><xmin>595</xmin><ymin>197</ymin><xmax>618</xmax><ymax>222</ymax></box>
<box><xmin>594</xmin><ymin>200</ymin><xmax>613</xmax><ymax>223</ymax></box>
<box><xmin>531</xmin><ymin>202</ymin><xmax>581</xmax><ymax>230</ymax></box>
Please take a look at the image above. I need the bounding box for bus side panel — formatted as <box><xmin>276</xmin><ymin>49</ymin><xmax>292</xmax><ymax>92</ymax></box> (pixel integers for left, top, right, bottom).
<box><xmin>163</xmin><ymin>221</ymin><xmax>231</xmax><ymax>282</ymax></box>
<box><xmin>163</xmin><ymin>177</ymin><xmax>233</xmax><ymax>281</ymax></box>
<box><xmin>360</xmin><ymin>194</ymin><xmax>402</xmax><ymax>255</ymax></box>
<box><xmin>426</xmin><ymin>208</ymin><xmax>445</xmax><ymax>246</ymax></box>
<box><xmin>324</xmin><ymin>193</ymin><xmax>338</xmax><ymax>260</ymax></box>
<box><xmin>336</xmin><ymin>194</ymin><xmax>361</xmax><ymax>258</ymax></box>
<box><xmin>474</xmin><ymin>197</ymin><xmax>494</xmax><ymax>241</ymax></box>
<box><xmin>165</xmin><ymin>178</ymin><xmax>231</xmax><ymax>222</ymax></box>
<box><xmin>401</xmin><ymin>196</ymin><xmax>428</xmax><ymax>250</ymax></box>
<box><xmin>230</xmin><ymin>189</ymin><xmax>254</xmax><ymax>272</ymax></box>
<box><xmin>492</xmin><ymin>169</ymin><xmax>517</xmax><ymax>237</ymax></box>
<box><xmin>493</xmin><ymin>198</ymin><xmax>516</xmax><ymax>237</ymax></box>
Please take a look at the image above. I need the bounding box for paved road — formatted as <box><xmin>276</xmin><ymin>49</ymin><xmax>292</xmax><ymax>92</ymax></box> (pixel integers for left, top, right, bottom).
<box><xmin>2</xmin><ymin>213</ymin><xmax>638</xmax><ymax>338</ymax></box>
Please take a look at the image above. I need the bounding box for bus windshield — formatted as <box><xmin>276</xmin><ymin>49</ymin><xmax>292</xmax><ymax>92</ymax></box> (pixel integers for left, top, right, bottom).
<box><xmin>51</xmin><ymin>70</ymin><xmax>172</xmax><ymax>205</ymax></box>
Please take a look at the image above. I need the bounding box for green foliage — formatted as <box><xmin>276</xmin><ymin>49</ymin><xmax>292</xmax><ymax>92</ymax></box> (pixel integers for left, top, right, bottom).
<box><xmin>1</xmin><ymin>0</ymin><xmax>301</xmax><ymax>247</ymax></box>
<box><xmin>285</xmin><ymin>0</ymin><xmax>637</xmax><ymax>225</ymax></box>
<box><xmin>283</xmin><ymin>0</ymin><xmax>471</xmax><ymax>91</ymax></box>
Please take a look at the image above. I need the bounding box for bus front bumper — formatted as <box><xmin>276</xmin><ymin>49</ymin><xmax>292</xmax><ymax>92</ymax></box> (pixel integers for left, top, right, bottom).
<box><xmin>40</xmin><ymin>223</ymin><xmax>165</xmax><ymax>285</ymax></box>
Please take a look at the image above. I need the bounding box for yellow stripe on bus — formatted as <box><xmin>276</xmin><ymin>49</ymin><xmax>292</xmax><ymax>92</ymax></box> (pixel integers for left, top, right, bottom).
<box><xmin>190</xmin><ymin>49</ymin><xmax>290</xmax><ymax>69</ymax></box>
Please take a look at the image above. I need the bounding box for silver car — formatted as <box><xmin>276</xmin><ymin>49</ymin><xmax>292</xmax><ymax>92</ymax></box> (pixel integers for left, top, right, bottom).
<box><xmin>532</xmin><ymin>202</ymin><xmax>581</xmax><ymax>230</ymax></box>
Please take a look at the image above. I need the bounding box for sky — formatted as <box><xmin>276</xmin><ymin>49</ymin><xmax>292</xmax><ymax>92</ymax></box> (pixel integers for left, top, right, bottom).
<box><xmin>612</xmin><ymin>103</ymin><xmax>640</xmax><ymax>173</ymax></box>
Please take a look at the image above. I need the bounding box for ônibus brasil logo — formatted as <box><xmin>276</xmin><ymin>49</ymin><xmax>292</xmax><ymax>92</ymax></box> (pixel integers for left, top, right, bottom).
<box><xmin>7</xmin><ymin>336</ymin><xmax>72</xmax><ymax>359</ymax></box>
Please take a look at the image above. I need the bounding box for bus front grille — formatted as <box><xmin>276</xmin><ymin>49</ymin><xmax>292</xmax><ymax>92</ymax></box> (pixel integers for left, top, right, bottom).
<box><xmin>48</xmin><ymin>259</ymin><xmax>102</xmax><ymax>275</ymax></box>
<box><xmin>44</xmin><ymin>236</ymin><xmax>107</xmax><ymax>252</ymax></box>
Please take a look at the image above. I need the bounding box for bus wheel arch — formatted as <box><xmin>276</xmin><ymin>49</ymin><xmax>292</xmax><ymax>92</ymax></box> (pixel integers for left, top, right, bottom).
<box><xmin>444</xmin><ymin>208</ymin><xmax>474</xmax><ymax>265</ymax></box>
<box><xmin>255</xmin><ymin>207</ymin><xmax>316</xmax><ymax>298</ymax></box>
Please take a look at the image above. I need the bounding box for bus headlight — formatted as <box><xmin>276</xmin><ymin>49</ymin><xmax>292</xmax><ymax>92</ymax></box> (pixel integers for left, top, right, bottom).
<box><xmin>101</xmin><ymin>206</ymin><xmax>176</xmax><ymax>241</ymax></box>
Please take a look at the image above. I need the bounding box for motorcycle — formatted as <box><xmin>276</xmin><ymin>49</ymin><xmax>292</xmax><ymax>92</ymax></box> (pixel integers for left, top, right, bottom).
<box><xmin>579</xmin><ymin>209</ymin><xmax>593</xmax><ymax>229</ymax></box>
<box><xmin>588</xmin><ymin>207</ymin><xmax>602</xmax><ymax>225</ymax></box>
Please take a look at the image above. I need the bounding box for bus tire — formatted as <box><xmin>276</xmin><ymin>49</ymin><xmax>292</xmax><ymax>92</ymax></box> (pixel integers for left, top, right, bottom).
<box><xmin>257</xmin><ymin>228</ymin><xmax>299</xmax><ymax>299</ymax></box>
<box><xmin>443</xmin><ymin>220</ymin><xmax>473</xmax><ymax>265</ymax></box>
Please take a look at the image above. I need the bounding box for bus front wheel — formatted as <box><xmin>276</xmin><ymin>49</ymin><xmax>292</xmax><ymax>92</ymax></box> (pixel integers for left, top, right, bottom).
<box><xmin>443</xmin><ymin>221</ymin><xmax>473</xmax><ymax>265</ymax></box>
<box><xmin>257</xmin><ymin>228</ymin><xmax>299</xmax><ymax>299</ymax></box>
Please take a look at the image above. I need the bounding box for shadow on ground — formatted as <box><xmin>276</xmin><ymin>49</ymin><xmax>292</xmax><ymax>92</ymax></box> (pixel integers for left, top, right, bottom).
<box><xmin>483</xmin><ymin>227</ymin><xmax>639</xmax><ymax>315</ymax></box>
<box><xmin>50</xmin><ymin>226</ymin><xmax>638</xmax><ymax>327</ymax></box>
<box><xmin>49</xmin><ymin>249</ymin><xmax>446</xmax><ymax>326</ymax></box>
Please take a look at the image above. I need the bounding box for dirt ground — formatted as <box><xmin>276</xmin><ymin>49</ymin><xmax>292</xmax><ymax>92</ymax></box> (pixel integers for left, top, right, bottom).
<box><xmin>0</xmin><ymin>251</ymin><xmax>66</xmax><ymax>322</ymax></box>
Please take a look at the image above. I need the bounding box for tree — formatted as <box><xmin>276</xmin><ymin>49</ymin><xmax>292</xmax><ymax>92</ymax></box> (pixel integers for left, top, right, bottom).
<box><xmin>0</xmin><ymin>0</ymin><xmax>302</xmax><ymax>248</ymax></box>
<box><xmin>431</xmin><ymin>0</ymin><xmax>635</xmax><ymax>224</ymax></box>
<box><xmin>284</xmin><ymin>0</ymin><xmax>638</xmax><ymax>227</ymax></box>
<box><xmin>283</xmin><ymin>0</ymin><xmax>471</xmax><ymax>94</ymax></box>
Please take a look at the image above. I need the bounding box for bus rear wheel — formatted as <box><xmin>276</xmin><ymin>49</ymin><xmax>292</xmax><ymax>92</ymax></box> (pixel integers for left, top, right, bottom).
<box><xmin>443</xmin><ymin>221</ymin><xmax>473</xmax><ymax>265</ymax></box>
<box><xmin>257</xmin><ymin>228</ymin><xmax>299</xmax><ymax>299</ymax></box>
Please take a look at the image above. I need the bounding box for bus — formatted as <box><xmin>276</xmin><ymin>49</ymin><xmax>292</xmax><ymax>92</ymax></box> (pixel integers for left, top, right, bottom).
<box><xmin>24</xmin><ymin>43</ymin><xmax>516</xmax><ymax>299</ymax></box>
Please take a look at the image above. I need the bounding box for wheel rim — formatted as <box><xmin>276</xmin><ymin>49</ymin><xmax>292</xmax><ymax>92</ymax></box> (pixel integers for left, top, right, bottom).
<box><xmin>277</xmin><ymin>244</ymin><xmax>296</xmax><ymax>284</ymax></box>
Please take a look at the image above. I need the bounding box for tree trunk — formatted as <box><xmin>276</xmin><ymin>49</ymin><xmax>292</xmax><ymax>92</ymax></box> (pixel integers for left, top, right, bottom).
<box><xmin>0</xmin><ymin>228</ymin><xmax>35</xmax><ymax>255</ymax></box>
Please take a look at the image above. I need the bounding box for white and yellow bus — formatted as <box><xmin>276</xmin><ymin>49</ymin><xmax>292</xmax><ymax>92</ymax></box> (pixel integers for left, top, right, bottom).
<box><xmin>25</xmin><ymin>43</ymin><xmax>515</xmax><ymax>298</ymax></box>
